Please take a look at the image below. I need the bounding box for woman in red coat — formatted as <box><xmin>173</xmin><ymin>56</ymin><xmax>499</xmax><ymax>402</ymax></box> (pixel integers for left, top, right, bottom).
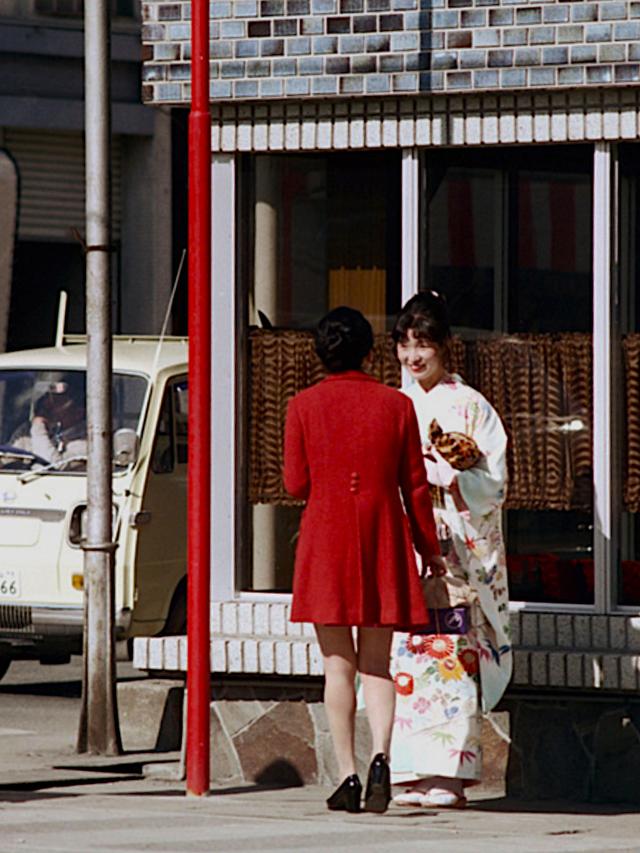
<box><xmin>284</xmin><ymin>307</ymin><xmax>443</xmax><ymax>814</ymax></box>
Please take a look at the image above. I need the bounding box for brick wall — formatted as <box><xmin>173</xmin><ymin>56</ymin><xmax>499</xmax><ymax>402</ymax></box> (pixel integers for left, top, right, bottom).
<box><xmin>142</xmin><ymin>0</ymin><xmax>640</xmax><ymax>104</ymax></box>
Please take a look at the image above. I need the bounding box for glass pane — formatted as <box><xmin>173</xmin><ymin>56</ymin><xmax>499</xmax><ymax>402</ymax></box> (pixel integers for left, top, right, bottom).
<box><xmin>507</xmin><ymin>153</ymin><xmax>593</xmax><ymax>603</ymax></box>
<box><xmin>511</xmin><ymin>170</ymin><xmax>592</xmax><ymax>333</ymax></box>
<box><xmin>423</xmin><ymin>146</ymin><xmax>594</xmax><ymax>605</ymax></box>
<box><xmin>151</xmin><ymin>386</ymin><xmax>174</xmax><ymax>475</ymax></box>
<box><xmin>174</xmin><ymin>381</ymin><xmax>188</xmax><ymax>465</ymax></box>
<box><xmin>619</xmin><ymin>144</ymin><xmax>640</xmax><ymax>605</ymax></box>
<box><xmin>246</xmin><ymin>151</ymin><xmax>401</xmax><ymax>333</ymax></box>
<box><xmin>425</xmin><ymin>166</ymin><xmax>496</xmax><ymax>333</ymax></box>
<box><xmin>0</xmin><ymin>369</ymin><xmax>147</xmax><ymax>474</ymax></box>
<box><xmin>241</xmin><ymin>151</ymin><xmax>401</xmax><ymax>592</ymax></box>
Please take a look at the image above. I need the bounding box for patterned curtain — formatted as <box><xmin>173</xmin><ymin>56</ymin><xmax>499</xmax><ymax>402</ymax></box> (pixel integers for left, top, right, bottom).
<box><xmin>465</xmin><ymin>334</ymin><xmax>592</xmax><ymax>511</ymax></box>
<box><xmin>248</xmin><ymin>329</ymin><xmax>592</xmax><ymax>511</ymax></box>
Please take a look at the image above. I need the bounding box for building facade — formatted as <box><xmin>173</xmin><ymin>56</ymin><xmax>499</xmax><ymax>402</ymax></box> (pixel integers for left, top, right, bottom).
<box><xmin>0</xmin><ymin>0</ymin><xmax>176</xmax><ymax>352</ymax></box>
<box><xmin>136</xmin><ymin>0</ymin><xmax>640</xmax><ymax>800</ymax></box>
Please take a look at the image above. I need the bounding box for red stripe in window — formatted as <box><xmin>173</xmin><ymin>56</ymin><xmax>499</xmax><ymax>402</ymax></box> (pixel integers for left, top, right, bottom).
<box><xmin>550</xmin><ymin>181</ymin><xmax>576</xmax><ymax>273</ymax></box>
<box><xmin>447</xmin><ymin>178</ymin><xmax>475</xmax><ymax>268</ymax></box>
<box><xmin>518</xmin><ymin>178</ymin><xmax>535</xmax><ymax>270</ymax></box>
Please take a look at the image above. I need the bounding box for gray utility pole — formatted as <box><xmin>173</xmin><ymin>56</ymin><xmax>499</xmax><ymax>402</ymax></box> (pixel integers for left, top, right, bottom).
<box><xmin>77</xmin><ymin>0</ymin><xmax>122</xmax><ymax>755</ymax></box>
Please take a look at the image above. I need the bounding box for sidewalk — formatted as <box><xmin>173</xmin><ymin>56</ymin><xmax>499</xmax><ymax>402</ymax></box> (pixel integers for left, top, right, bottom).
<box><xmin>1</xmin><ymin>754</ymin><xmax>640</xmax><ymax>853</ymax></box>
<box><xmin>0</xmin><ymin>661</ymin><xmax>639</xmax><ymax>853</ymax></box>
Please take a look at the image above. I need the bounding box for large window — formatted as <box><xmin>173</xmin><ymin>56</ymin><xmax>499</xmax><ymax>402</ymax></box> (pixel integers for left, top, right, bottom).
<box><xmin>240</xmin><ymin>151</ymin><xmax>402</xmax><ymax>591</ymax></box>
<box><xmin>237</xmin><ymin>142</ymin><xmax>632</xmax><ymax>611</ymax></box>
<box><xmin>423</xmin><ymin>146</ymin><xmax>593</xmax><ymax>605</ymax></box>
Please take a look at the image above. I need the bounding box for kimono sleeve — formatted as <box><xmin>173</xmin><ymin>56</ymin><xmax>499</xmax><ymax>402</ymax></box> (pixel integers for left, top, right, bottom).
<box><xmin>283</xmin><ymin>396</ymin><xmax>310</xmax><ymax>501</ymax></box>
<box><xmin>456</xmin><ymin>395</ymin><xmax>507</xmax><ymax>517</ymax></box>
<box><xmin>399</xmin><ymin>399</ymin><xmax>440</xmax><ymax>560</ymax></box>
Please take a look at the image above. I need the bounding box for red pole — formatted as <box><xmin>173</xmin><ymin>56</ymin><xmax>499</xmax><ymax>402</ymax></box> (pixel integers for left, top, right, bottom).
<box><xmin>186</xmin><ymin>0</ymin><xmax>211</xmax><ymax>797</ymax></box>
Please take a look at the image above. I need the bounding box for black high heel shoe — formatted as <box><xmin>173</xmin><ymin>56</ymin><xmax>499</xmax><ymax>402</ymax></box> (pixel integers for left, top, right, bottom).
<box><xmin>326</xmin><ymin>774</ymin><xmax>362</xmax><ymax>813</ymax></box>
<box><xmin>363</xmin><ymin>753</ymin><xmax>391</xmax><ymax>813</ymax></box>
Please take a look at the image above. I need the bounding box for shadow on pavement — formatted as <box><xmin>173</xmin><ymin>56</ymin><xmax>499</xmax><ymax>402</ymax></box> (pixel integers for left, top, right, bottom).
<box><xmin>0</xmin><ymin>789</ymin><xmax>82</xmax><ymax>803</ymax></box>
<box><xmin>112</xmin><ymin>782</ymin><xmax>311</xmax><ymax>798</ymax></box>
<box><xmin>470</xmin><ymin>795</ymin><xmax>640</xmax><ymax>815</ymax></box>
<box><xmin>56</xmin><ymin>759</ymin><xmax>161</xmax><ymax>776</ymax></box>
<box><xmin>0</xmin><ymin>775</ymin><xmax>143</xmax><ymax>794</ymax></box>
<box><xmin>0</xmin><ymin>680</ymin><xmax>81</xmax><ymax>699</ymax></box>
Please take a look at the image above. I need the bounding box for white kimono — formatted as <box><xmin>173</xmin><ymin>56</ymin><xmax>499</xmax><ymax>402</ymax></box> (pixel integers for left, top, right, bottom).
<box><xmin>390</xmin><ymin>374</ymin><xmax>512</xmax><ymax>784</ymax></box>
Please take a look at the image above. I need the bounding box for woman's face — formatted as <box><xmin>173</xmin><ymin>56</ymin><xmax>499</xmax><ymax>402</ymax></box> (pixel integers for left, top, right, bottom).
<box><xmin>396</xmin><ymin>328</ymin><xmax>445</xmax><ymax>388</ymax></box>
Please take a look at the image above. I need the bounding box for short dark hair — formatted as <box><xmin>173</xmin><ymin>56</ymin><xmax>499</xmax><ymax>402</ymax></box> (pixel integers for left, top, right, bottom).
<box><xmin>315</xmin><ymin>306</ymin><xmax>374</xmax><ymax>373</ymax></box>
<box><xmin>392</xmin><ymin>291</ymin><xmax>451</xmax><ymax>347</ymax></box>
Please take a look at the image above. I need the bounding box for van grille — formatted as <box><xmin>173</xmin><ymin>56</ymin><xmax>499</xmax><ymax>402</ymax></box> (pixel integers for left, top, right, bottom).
<box><xmin>0</xmin><ymin>605</ymin><xmax>33</xmax><ymax>631</ymax></box>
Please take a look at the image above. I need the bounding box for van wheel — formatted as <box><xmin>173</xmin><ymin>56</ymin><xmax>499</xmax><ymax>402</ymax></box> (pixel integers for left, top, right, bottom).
<box><xmin>0</xmin><ymin>655</ymin><xmax>11</xmax><ymax>682</ymax></box>
<box><xmin>160</xmin><ymin>581</ymin><xmax>187</xmax><ymax>636</ymax></box>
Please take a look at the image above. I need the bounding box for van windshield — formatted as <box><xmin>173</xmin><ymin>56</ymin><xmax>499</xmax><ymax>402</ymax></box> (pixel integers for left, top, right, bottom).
<box><xmin>0</xmin><ymin>369</ymin><xmax>148</xmax><ymax>473</ymax></box>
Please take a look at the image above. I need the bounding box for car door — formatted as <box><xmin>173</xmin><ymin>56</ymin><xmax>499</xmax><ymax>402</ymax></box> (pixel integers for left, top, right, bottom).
<box><xmin>131</xmin><ymin>376</ymin><xmax>187</xmax><ymax>632</ymax></box>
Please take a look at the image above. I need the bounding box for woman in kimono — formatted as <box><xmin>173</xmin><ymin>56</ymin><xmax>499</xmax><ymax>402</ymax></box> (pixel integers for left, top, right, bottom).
<box><xmin>284</xmin><ymin>306</ymin><xmax>443</xmax><ymax>814</ymax></box>
<box><xmin>389</xmin><ymin>291</ymin><xmax>512</xmax><ymax>809</ymax></box>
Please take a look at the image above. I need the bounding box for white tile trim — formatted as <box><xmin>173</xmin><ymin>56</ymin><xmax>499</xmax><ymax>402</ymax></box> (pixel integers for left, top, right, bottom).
<box><xmin>135</xmin><ymin>610</ymin><xmax>640</xmax><ymax>691</ymax></box>
<box><xmin>211</xmin><ymin>92</ymin><xmax>640</xmax><ymax>154</ymax></box>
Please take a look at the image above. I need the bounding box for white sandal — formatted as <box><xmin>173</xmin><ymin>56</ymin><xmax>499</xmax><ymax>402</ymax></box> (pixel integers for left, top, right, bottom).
<box><xmin>419</xmin><ymin>788</ymin><xmax>467</xmax><ymax>809</ymax></box>
<box><xmin>392</xmin><ymin>790</ymin><xmax>426</xmax><ymax>807</ymax></box>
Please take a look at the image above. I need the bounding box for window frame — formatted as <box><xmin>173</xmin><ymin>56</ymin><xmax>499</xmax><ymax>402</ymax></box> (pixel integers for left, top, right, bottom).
<box><xmin>218</xmin><ymin>145</ymin><xmax>625</xmax><ymax>614</ymax></box>
<box><xmin>418</xmin><ymin>145</ymin><xmax>601</xmax><ymax>612</ymax></box>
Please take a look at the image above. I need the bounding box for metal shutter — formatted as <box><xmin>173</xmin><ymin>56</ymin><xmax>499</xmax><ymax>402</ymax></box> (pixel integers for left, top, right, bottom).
<box><xmin>4</xmin><ymin>128</ymin><xmax>122</xmax><ymax>241</ymax></box>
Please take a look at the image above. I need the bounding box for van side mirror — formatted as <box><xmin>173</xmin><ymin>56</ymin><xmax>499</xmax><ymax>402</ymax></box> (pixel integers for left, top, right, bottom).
<box><xmin>113</xmin><ymin>428</ymin><xmax>139</xmax><ymax>467</ymax></box>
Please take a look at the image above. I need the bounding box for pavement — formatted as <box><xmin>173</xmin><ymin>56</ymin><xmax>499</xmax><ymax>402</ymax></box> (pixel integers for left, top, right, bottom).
<box><xmin>2</xmin><ymin>662</ymin><xmax>640</xmax><ymax>852</ymax></box>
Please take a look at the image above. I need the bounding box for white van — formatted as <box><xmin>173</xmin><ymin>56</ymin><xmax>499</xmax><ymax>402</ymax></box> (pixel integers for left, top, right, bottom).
<box><xmin>0</xmin><ymin>334</ymin><xmax>188</xmax><ymax>679</ymax></box>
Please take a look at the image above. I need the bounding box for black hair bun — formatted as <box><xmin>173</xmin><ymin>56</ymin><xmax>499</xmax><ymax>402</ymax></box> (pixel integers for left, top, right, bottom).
<box><xmin>315</xmin><ymin>306</ymin><xmax>374</xmax><ymax>373</ymax></box>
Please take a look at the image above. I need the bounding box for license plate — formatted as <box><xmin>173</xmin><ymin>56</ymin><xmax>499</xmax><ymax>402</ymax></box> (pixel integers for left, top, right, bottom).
<box><xmin>0</xmin><ymin>569</ymin><xmax>20</xmax><ymax>598</ymax></box>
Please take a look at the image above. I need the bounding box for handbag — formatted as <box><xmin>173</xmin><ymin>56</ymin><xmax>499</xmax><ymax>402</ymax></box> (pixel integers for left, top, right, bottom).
<box><xmin>423</xmin><ymin>606</ymin><xmax>469</xmax><ymax>635</ymax></box>
<box><xmin>428</xmin><ymin>419</ymin><xmax>482</xmax><ymax>471</ymax></box>
<box><xmin>419</xmin><ymin>571</ymin><xmax>476</xmax><ymax>636</ymax></box>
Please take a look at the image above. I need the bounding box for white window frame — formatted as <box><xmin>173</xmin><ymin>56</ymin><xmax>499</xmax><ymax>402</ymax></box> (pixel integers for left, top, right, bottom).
<box><xmin>211</xmin><ymin>154</ymin><xmax>237</xmax><ymax>602</ymax></box>
<box><xmin>407</xmin><ymin>145</ymin><xmax>619</xmax><ymax>614</ymax></box>
<box><xmin>593</xmin><ymin>142</ymin><xmax>619</xmax><ymax>613</ymax></box>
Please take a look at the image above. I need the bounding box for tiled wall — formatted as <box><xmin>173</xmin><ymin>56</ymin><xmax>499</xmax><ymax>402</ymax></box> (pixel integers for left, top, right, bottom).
<box><xmin>142</xmin><ymin>0</ymin><xmax>640</xmax><ymax>103</ymax></box>
<box><xmin>134</xmin><ymin>603</ymin><xmax>640</xmax><ymax>693</ymax></box>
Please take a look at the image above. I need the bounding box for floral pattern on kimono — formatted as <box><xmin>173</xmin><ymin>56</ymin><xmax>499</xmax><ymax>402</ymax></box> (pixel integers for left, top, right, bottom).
<box><xmin>390</xmin><ymin>374</ymin><xmax>512</xmax><ymax>783</ymax></box>
<box><xmin>391</xmin><ymin>631</ymin><xmax>482</xmax><ymax>782</ymax></box>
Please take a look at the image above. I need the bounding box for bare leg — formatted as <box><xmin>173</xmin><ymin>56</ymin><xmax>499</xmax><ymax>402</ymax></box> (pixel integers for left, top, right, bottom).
<box><xmin>357</xmin><ymin>627</ymin><xmax>395</xmax><ymax>757</ymax></box>
<box><xmin>315</xmin><ymin>624</ymin><xmax>358</xmax><ymax>780</ymax></box>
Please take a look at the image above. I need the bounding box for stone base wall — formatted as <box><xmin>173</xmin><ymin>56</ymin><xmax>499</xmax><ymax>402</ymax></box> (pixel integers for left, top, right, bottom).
<box><xmin>209</xmin><ymin>677</ymin><xmax>509</xmax><ymax>790</ymax></box>
<box><xmin>505</xmin><ymin>693</ymin><xmax>640</xmax><ymax>804</ymax></box>
<box><xmin>209</xmin><ymin>679</ymin><xmax>640</xmax><ymax>803</ymax></box>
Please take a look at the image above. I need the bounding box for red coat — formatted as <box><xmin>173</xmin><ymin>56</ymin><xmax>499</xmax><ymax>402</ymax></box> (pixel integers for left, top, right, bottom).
<box><xmin>283</xmin><ymin>370</ymin><xmax>439</xmax><ymax>628</ymax></box>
